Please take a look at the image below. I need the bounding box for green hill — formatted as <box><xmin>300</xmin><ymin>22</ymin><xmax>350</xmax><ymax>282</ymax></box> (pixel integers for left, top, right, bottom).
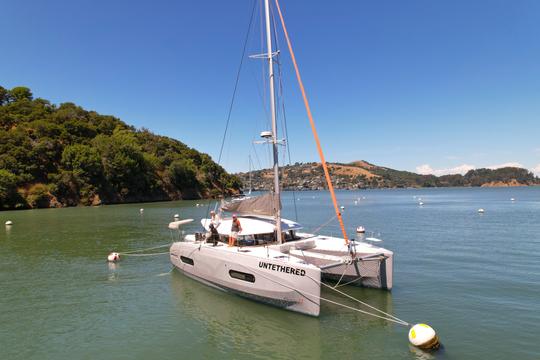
<box><xmin>0</xmin><ymin>85</ymin><xmax>240</xmax><ymax>210</ymax></box>
<box><xmin>237</xmin><ymin>161</ymin><xmax>539</xmax><ymax>190</ymax></box>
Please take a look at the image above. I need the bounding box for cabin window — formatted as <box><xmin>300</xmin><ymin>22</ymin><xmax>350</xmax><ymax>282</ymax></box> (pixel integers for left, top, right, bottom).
<box><xmin>253</xmin><ymin>233</ymin><xmax>276</xmax><ymax>244</ymax></box>
<box><xmin>229</xmin><ymin>270</ymin><xmax>255</xmax><ymax>283</ymax></box>
<box><xmin>180</xmin><ymin>256</ymin><xmax>194</xmax><ymax>265</ymax></box>
<box><xmin>284</xmin><ymin>230</ymin><xmax>301</xmax><ymax>242</ymax></box>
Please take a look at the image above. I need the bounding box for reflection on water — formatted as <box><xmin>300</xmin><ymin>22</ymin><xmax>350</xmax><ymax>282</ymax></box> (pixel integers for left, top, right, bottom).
<box><xmin>170</xmin><ymin>270</ymin><xmax>322</xmax><ymax>359</ymax></box>
<box><xmin>1</xmin><ymin>188</ymin><xmax>540</xmax><ymax>359</ymax></box>
<box><xmin>409</xmin><ymin>345</ymin><xmax>436</xmax><ymax>360</ymax></box>
<box><xmin>169</xmin><ymin>268</ymin><xmax>399</xmax><ymax>359</ymax></box>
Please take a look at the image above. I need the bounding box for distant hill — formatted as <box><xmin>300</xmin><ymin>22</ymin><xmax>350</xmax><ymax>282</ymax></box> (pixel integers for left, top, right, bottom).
<box><xmin>236</xmin><ymin>161</ymin><xmax>540</xmax><ymax>191</ymax></box>
<box><xmin>0</xmin><ymin>85</ymin><xmax>241</xmax><ymax>210</ymax></box>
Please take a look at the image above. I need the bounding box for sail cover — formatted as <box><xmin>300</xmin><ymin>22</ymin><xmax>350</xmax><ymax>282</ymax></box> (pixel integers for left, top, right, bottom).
<box><xmin>221</xmin><ymin>193</ymin><xmax>280</xmax><ymax>216</ymax></box>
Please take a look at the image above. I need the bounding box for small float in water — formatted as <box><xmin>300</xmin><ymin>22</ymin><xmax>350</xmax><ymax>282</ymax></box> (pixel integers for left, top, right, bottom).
<box><xmin>510</xmin><ymin>198</ymin><xmax>515</xmax><ymax>202</ymax></box>
<box><xmin>107</xmin><ymin>252</ymin><xmax>120</xmax><ymax>262</ymax></box>
<box><xmin>418</xmin><ymin>201</ymin><xmax>424</xmax><ymax>206</ymax></box>
<box><xmin>5</xmin><ymin>220</ymin><xmax>13</xmax><ymax>226</ymax></box>
<box><xmin>478</xmin><ymin>208</ymin><xmax>485</xmax><ymax>214</ymax></box>
<box><xmin>356</xmin><ymin>226</ymin><xmax>366</xmax><ymax>233</ymax></box>
<box><xmin>365</xmin><ymin>237</ymin><xmax>383</xmax><ymax>243</ymax></box>
<box><xmin>139</xmin><ymin>208</ymin><xmax>144</xmax><ymax>214</ymax></box>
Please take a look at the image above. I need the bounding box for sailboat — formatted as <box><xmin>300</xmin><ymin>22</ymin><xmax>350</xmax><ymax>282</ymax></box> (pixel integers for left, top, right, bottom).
<box><xmin>231</xmin><ymin>155</ymin><xmax>253</xmax><ymax>202</ymax></box>
<box><xmin>169</xmin><ymin>0</ymin><xmax>393</xmax><ymax>316</ymax></box>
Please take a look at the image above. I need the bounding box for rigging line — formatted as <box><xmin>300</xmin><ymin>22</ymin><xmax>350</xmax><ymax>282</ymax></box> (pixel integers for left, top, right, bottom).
<box><xmin>274</xmin><ymin>0</ymin><xmax>349</xmax><ymax>244</ymax></box>
<box><xmin>270</xmin><ymin>8</ymin><xmax>298</xmax><ymax>221</ymax></box>
<box><xmin>250</xmin><ymin>68</ymin><xmax>271</xmax><ymax>126</ymax></box>
<box><xmin>206</xmin><ymin>0</ymin><xmax>257</xmax><ymax>221</ymax></box>
<box><xmin>278</xmin><ymin>71</ymin><xmax>299</xmax><ymax>221</ymax></box>
<box><xmin>259</xmin><ymin>0</ymin><xmax>266</xmax><ymax>113</ymax></box>
<box><xmin>216</xmin><ymin>0</ymin><xmax>256</xmax><ymax>166</ymax></box>
<box><xmin>311</xmin><ymin>213</ymin><xmax>338</xmax><ymax>234</ymax></box>
<box><xmin>251</xmin><ymin>141</ymin><xmax>263</xmax><ymax>169</ymax></box>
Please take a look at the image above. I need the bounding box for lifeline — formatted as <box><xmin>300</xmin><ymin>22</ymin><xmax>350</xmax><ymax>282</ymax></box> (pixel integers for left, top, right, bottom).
<box><xmin>259</xmin><ymin>261</ymin><xmax>306</xmax><ymax>276</ymax></box>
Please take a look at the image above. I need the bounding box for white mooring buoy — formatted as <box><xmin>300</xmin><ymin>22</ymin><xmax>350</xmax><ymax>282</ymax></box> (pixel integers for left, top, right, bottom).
<box><xmin>478</xmin><ymin>208</ymin><xmax>485</xmax><ymax>213</ymax></box>
<box><xmin>139</xmin><ymin>208</ymin><xmax>144</xmax><ymax>214</ymax></box>
<box><xmin>418</xmin><ymin>202</ymin><xmax>424</xmax><ymax>206</ymax></box>
<box><xmin>107</xmin><ymin>252</ymin><xmax>120</xmax><ymax>262</ymax></box>
<box><xmin>340</xmin><ymin>205</ymin><xmax>345</xmax><ymax>211</ymax></box>
<box><xmin>174</xmin><ymin>214</ymin><xmax>180</xmax><ymax>219</ymax></box>
<box><xmin>510</xmin><ymin>198</ymin><xmax>515</xmax><ymax>202</ymax></box>
<box><xmin>5</xmin><ymin>220</ymin><xmax>13</xmax><ymax>226</ymax></box>
<box><xmin>408</xmin><ymin>323</ymin><xmax>440</xmax><ymax>350</ymax></box>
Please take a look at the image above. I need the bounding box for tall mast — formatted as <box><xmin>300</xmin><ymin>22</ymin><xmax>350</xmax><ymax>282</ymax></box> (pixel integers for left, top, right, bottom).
<box><xmin>264</xmin><ymin>0</ymin><xmax>282</xmax><ymax>243</ymax></box>
<box><xmin>248</xmin><ymin>155</ymin><xmax>253</xmax><ymax>195</ymax></box>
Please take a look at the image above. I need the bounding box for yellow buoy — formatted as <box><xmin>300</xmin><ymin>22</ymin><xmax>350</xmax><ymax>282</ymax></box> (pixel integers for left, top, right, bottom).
<box><xmin>408</xmin><ymin>323</ymin><xmax>440</xmax><ymax>350</ymax></box>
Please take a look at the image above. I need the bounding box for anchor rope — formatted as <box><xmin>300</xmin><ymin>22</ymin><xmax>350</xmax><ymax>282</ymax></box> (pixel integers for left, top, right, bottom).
<box><xmin>319</xmin><ymin>280</ymin><xmax>409</xmax><ymax>326</ymax></box>
<box><xmin>119</xmin><ymin>251</ymin><xmax>170</xmax><ymax>257</ymax></box>
<box><xmin>118</xmin><ymin>243</ymin><xmax>171</xmax><ymax>255</ymax></box>
<box><xmin>332</xmin><ymin>262</ymin><xmax>350</xmax><ymax>288</ymax></box>
<box><xmin>236</xmin><ymin>262</ymin><xmax>410</xmax><ymax>327</ymax></box>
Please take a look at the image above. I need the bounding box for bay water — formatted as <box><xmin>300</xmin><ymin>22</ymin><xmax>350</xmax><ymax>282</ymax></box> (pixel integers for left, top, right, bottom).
<box><xmin>1</xmin><ymin>187</ymin><xmax>539</xmax><ymax>359</ymax></box>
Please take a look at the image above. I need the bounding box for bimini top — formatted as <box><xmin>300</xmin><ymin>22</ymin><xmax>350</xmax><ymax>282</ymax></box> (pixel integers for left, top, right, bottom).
<box><xmin>201</xmin><ymin>216</ymin><xmax>302</xmax><ymax>236</ymax></box>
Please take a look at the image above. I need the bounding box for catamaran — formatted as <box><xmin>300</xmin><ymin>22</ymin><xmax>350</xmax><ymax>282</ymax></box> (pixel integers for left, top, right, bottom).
<box><xmin>169</xmin><ymin>0</ymin><xmax>393</xmax><ymax>316</ymax></box>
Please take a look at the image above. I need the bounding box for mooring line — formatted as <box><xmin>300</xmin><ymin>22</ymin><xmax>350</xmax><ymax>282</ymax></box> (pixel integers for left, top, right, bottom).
<box><xmin>120</xmin><ymin>251</ymin><xmax>170</xmax><ymax>257</ymax></box>
<box><xmin>236</xmin><ymin>262</ymin><xmax>409</xmax><ymax>326</ymax></box>
<box><xmin>319</xmin><ymin>281</ymin><xmax>409</xmax><ymax>326</ymax></box>
<box><xmin>118</xmin><ymin>243</ymin><xmax>171</xmax><ymax>255</ymax></box>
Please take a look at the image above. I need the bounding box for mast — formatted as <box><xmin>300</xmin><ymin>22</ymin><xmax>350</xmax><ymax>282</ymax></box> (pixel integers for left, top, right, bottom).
<box><xmin>264</xmin><ymin>0</ymin><xmax>282</xmax><ymax>243</ymax></box>
<box><xmin>248</xmin><ymin>155</ymin><xmax>253</xmax><ymax>195</ymax></box>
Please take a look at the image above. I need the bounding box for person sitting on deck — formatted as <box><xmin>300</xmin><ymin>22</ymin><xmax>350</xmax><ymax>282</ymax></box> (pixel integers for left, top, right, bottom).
<box><xmin>208</xmin><ymin>223</ymin><xmax>219</xmax><ymax>246</ymax></box>
<box><xmin>229</xmin><ymin>214</ymin><xmax>242</xmax><ymax>247</ymax></box>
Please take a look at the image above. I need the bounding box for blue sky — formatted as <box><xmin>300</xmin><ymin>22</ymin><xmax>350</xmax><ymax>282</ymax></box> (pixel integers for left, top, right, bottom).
<box><xmin>1</xmin><ymin>0</ymin><xmax>539</xmax><ymax>175</ymax></box>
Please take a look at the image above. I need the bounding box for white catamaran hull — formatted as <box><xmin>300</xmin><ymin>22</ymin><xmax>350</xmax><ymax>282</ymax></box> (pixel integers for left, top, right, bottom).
<box><xmin>170</xmin><ymin>241</ymin><xmax>322</xmax><ymax>316</ymax></box>
<box><xmin>276</xmin><ymin>234</ymin><xmax>394</xmax><ymax>290</ymax></box>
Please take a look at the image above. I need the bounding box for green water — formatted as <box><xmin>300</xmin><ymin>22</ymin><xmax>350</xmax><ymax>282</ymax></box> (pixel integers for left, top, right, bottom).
<box><xmin>1</xmin><ymin>187</ymin><xmax>539</xmax><ymax>359</ymax></box>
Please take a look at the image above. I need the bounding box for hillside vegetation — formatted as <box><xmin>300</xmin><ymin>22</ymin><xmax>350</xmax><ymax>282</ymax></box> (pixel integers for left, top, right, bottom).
<box><xmin>237</xmin><ymin>161</ymin><xmax>539</xmax><ymax>191</ymax></box>
<box><xmin>0</xmin><ymin>85</ymin><xmax>240</xmax><ymax>210</ymax></box>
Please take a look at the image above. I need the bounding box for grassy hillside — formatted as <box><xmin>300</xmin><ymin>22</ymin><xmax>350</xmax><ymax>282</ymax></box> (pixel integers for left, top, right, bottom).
<box><xmin>0</xmin><ymin>85</ymin><xmax>240</xmax><ymax>210</ymax></box>
<box><xmin>237</xmin><ymin>161</ymin><xmax>539</xmax><ymax>190</ymax></box>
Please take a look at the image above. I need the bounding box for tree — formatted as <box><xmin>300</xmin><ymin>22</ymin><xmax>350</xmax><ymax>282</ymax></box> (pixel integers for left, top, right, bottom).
<box><xmin>0</xmin><ymin>169</ymin><xmax>22</xmax><ymax>209</ymax></box>
<box><xmin>9</xmin><ymin>86</ymin><xmax>33</xmax><ymax>102</ymax></box>
<box><xmin>0</xmin><ymin>86</ymin><xmax>8</xmax><ymax>105</ymax></box>
<box><xmin>61</xmin><ymin>144</ymin><xmax>103</xmax><ymax>182</ymax></box>
<box><xmin>26</xmin><ymin>183</ymin><xmax>50</xmax><ymax>208</ymax></box>
<box><xmin>169</xmin><ymin>159</ymin><xmax>198</xmax><ymax>189</ymax></box>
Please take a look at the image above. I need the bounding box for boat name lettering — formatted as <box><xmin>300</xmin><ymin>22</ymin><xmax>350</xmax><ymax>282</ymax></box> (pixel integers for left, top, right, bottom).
<box><xmin>258</xmin><ymin>262</ymin><xmax>306</xmax><ymax>276</ymax></box>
